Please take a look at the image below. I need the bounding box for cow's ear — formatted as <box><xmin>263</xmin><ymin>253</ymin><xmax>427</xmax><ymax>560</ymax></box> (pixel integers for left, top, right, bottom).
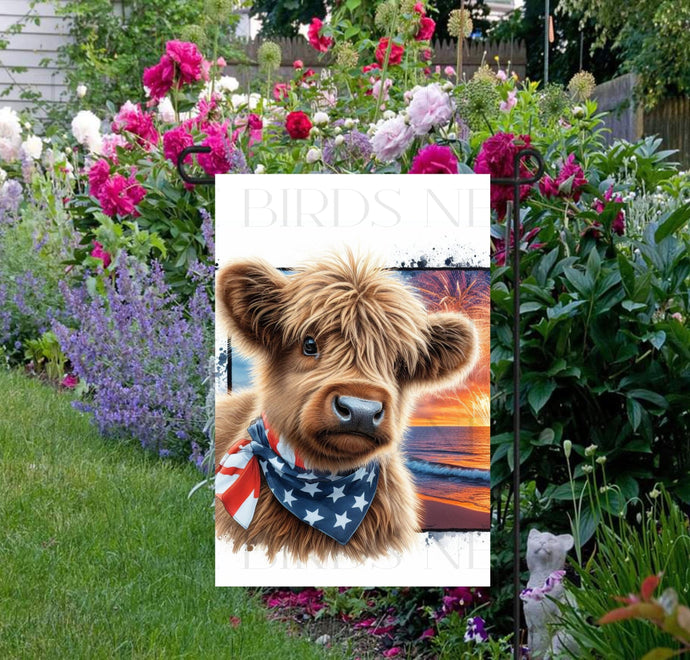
<box><xmin>407</xmin><ymin>312</ymin><xmax>478</xmax><ymax>389</ymax></box>
<box><xmin>216</xmin><ymin>259</ymin><xmax>287</xmax><ymax>353</ymax></box>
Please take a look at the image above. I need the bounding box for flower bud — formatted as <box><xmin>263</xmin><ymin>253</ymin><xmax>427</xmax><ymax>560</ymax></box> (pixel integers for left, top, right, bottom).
<box><xmin>313</xmin><ymin>111</ymin><xmax>329</xmax><ymax>126</ymax></box>
<box><xmin>76</xmin><ymin>84</ymin><xmax>87</xmax><ymax>98</ymax></box>
<box><xmin>563</xmin><ymin>440</ymin><xmax>572</xmax><ymax>459</ymax></box>
<box><xmin>254</xmin><ymin>164</ymin><xmax>266</xmax><ymax>174</ymax></box>
<box><xmin>306</xmin><ymin>147</ymin><xmax>322</xmax><ymax>163</ymax></box>
<box><xmin>334</xmin><ymin>134</ymin><xmax>345</xmax><ymax>146</ymax></box>
<box><xmin>584</xmin><ymin>444</ymin><xmax>598</xmax><ymax>457</ymax></box>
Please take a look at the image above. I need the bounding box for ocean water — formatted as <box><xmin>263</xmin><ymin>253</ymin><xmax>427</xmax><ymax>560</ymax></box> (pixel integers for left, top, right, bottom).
<box><xmin>403</xmin><ymin>425</ymin><xmax>490</xmax><ymax>513</ymax></box>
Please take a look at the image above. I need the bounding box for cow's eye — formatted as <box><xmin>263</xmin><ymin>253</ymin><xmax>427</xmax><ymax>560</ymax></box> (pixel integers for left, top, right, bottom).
<box><xmin>302</xmin><ymin>336</ymin><xmax>319</xmax><ymax>357</ymax></box>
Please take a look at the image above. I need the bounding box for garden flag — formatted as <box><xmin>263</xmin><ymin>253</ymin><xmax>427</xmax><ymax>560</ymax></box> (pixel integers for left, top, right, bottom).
<box><xmin>216</xmin><ymin>414</ymin><xmax>379</xmax><ymax>544</ymax></box>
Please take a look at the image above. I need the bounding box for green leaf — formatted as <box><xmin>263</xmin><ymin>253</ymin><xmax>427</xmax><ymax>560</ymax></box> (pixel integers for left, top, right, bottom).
<box><xmin>654</xmin><ymin>203</ymin><xmax>690</xmax><ymax>242</ymax></box>
<box><xmin>528</xmin><ymin>379</ymin><xmax>557</xmax><ymax>415</ymax></box>
<box><xmin>641</xmin><ymin>649</ymin><xmax>678</xmax><ymax>660</ymax></box>
<box><xmin>627</xmin><ymin>397</ymin><xmax>643</xmax><ymax>431</ymax></box>
<box><xmin>622</xmin><ymin>300</ymin><xmax>647</xmax><ymax>312</ymax></box>
<box><xmin>627</xmin><ymin>389</ymin><xmax>669</xmax><ymax>410</ymax></box>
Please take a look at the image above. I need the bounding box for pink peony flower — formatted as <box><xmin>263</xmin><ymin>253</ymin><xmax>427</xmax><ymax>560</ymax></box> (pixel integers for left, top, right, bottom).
<box><xmin>444</xmin><ymin>65</ymin><xmax>456</xmax><ymax>77</ymax></box>
<box><xmin>416</xmin><ymin>16</ymin><xmax>436</xmax><ymax>41</ymax></box>
<box><xmin>61</xmin><ymin>373</ymin><xmax>79</xmax><ymax>388</ymax></box>
<box><xmin>163</xmin><ymin>125</ymin><xmax>194</xmax><ymax>165</ymax></box>
<box><xmin>407</xmin><ymin>83</ymin><xmax>454</xmax><ymax>135</ymax></box>
<box><xmin>100</xmin><ymin>133</ymin><xmax>128</xmax><ymax>161</ymax></box>
<box><xmin>500</xmin><ymin>88</ymin><xmax>518</xmax><ymax>112</ymax></box>
<box><xmin>90</xmin><ymin>240</ymin><xmax>112</xmax><ymax>268</ymax></box>
<box><xmin>273</xmin><ymin>82</ymin><xmax>290</xmax><ymax>101</ymax></box>
<box><xmin>420</xmin><ymin>628</ymin><xmax>436</xmax><ymax>639</ymax></box>
<box><xmin>371</xmin><ymin>115</ymin><xmax>415</xmax><ymax>162</ymax></box>
<box><xmin>375</xmin><ymin>38</ymin><xmax>405</xmax><ymax>66</ymax></box>
<box><xmin>493</xmin><ymin>226</ymin><xmax>544</xmax><ymax>266</ymax></box>
<box><xmin>88</xmin><ymin>159</ymin><xmax>111</xmax><ymax>198</ymax></box>
<box><xmin>383</xmin><ymin>649</ymin><xmax>402</xmax><ymax>658</ymax></box>
<box><xmin>197</xmin><ymin>129</ymin><xmax>234</xmax><ymax>176</ymax></box>
<box><xmin>143</xmin><ymin>56</ymin><xmax>175</xmax><ymax>100</ymax></box>
<box><xmin>307</xmin><ymin>18</ymin><xmax>333</xmax><ymax>52</ymax></box>
<box><xmin>362</xmin><ymin>63</ymin><xmax>381</xmax><ymax>74</ymax></box>
<box><xmin>112</xmin><ymin>101</ymin><xmax>159</xmax><ymax>149</ymax></box>
<box><xmin>293</xmin><ymin>59</ymin><xmax>303</xmax><ymax>69</ymax></box>
<box><xmin>409</xmin><ymin>144</ymin><xmax>458</xmax><ymax>174</ymax></box>
<box><xmin>539</xmin><ymin>153</ymin><xmax>588</xmax><ymax>202</ymax></box>
<box><xmin>592</xmin><ymin>184</ymin><xmax>626</xmax><ymax>235</ymax></box>
<box><xmin>414</xmin><ymin>2</ymin><xmax>425</xmax><ymax>13</ymax></box>
<box><xmin>166</xmin><ymin>40</ymin><xmax>205</xmax><ymax>85</ymax></box>
<box><xmin>98</xmin><ymin>173</ymin><xmax>146</xmax><ymax>217</ymax></box>
<box><xmin>474</xmin><ymin>132</ymin><xmax>533</xmax><ymax>219</ymax></box>
<box><xmin>496</xmin><ymin>69</ymin><xmax>508</xmax><ymax>82</ymax></box>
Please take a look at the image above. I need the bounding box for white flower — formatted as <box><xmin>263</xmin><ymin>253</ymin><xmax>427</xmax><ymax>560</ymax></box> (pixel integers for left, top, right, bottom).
<box><xmin>334</xmin><ymin>134</ymin><xmax>345</xmax><ymax>146</ymax></box>
<box><xmin>157</xmin><ymin>97</ymin><xmax>176</xmax><ymax>123</ymax></box>
<box><xmin>216</xmin><ymin>76</ymin><xmax>239</xmax><ymax>94</ymax></box>
<box><xmin>254</xmin><ymin>164</ymin><xmax>266</xmax><ymax>174</ymax></box>
<box><xmin>0</xmin><ymin>167</ymin><xmax>6</xmax><ymax>184</ymax></box>
<box><xmin>230</xmin><ymin>93</ymin><xmax>262</xmax><ymax>110</ymax></box>
<box><xmin>382</xmin><ymin>110</ymin><xmax>396</xmax><ymax>120</ymax></box>
<box><xmin>309</xmin><ymin>126</ymin><xmax>321</xmax><ymax>137</ymax></box>
<box><xmin>24</xmin><ymin>122</ymin><xmax>32</xmax><ymax>131</ymax></box>
<box><xmin>76</xmin><ymin>84</ymin><xmax>87</xmax><ymax>98</ymax></box>
<box><xmin>21</xmin><ymin>135</ymin><xmax>43</xmax><ymax>160</ymax></box>
<box><xmin>313</xmin><ymin>111</ymin><xmax>329</xmax><ymax>126</ymax></box>
<box><xmin>306</xmin><ymin>147</ymin><xmax>322</xmax><ymax>164</ymax></box>
<box><xmin>71</xmin><ymin>110</ymin><xmax>102</xmax><ymax>153</ymax></box>
<box><xmin>0</xmin><ymin>106</ymin><xmax>23</xmax><ymax>162</ymax></box>
<box><xmin>343</xmin><ymin>118</ymin><xmax>355</xmax><ymax>130</ymax></box>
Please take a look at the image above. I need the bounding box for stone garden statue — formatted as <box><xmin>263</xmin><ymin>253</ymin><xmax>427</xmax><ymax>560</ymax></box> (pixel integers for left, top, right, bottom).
<box><xmin>521</xmin><ymin>528</ymin><xmax>580</xmax><ymax>659</ymax></box>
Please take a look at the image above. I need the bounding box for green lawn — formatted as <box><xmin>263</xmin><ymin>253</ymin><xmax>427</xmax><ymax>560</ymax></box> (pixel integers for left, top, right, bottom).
<box><xmin>0</xmin><ymin>370</ymin><xmax>335</xmax><ymax>659</ymax></box>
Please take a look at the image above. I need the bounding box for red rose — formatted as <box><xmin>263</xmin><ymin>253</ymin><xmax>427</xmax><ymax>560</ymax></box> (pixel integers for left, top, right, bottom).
<box><xmin>307</xmin><ymin>18</ymin><xmax>333</xmax><ymax>52</ymax></box>
<box><xmin>285</xmin><ymin>111</ymin><xmax>312</xmax><ymax>139</ymax></box>
<box><xmin>415</xmin><ymin>16</ymin><xmax>436</xmax><ymax>41</ymax></box>
<box><xmin>375</xmin><ymin>38</ymin><xmax>405</xmax><ymax>66</ymax></box>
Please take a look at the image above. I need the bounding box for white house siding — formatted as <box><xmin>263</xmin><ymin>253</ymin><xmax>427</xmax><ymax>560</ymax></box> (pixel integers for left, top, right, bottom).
<box><xmin>0</xmin><ymin>0</ymin><xmax>71</xmax><ymax>112</ymax></box>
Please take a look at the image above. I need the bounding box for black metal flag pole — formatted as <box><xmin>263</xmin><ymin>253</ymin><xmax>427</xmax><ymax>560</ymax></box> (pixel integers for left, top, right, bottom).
<box><xmin>492</xmin><ymin>148</ymin><xmax>545</xmax><ymax>660</ymax></box>
<box><xmin>179</xmin><ymin>145</ymin><xmax>545</xmax><ymax>657</ymax></box>
<box><xmin>177</xmin><ymin>146</ymin><xmax>215</xmax><ymax>185</ymax></box>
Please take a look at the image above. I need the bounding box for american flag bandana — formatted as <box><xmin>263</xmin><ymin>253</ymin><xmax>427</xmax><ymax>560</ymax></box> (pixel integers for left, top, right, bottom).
<box><xmin>216</xmin><ymin>414</ymin><xmax>380</xmax><ymax>545</ymax></box>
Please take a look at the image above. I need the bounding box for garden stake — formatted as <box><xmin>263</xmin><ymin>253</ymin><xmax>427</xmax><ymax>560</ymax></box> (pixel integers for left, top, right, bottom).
<box><xmin>492</xmin><ymin>147</ymin><xmax>545</xmax><ymax>660</ymax></box>
<box><xmin>177</xmin><ymin>146</ymin><xmax>215</xmax><ymax>185</ymax></box>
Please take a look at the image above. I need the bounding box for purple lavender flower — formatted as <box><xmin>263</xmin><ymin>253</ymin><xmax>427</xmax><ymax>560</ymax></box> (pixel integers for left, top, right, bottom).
<box><xmin>53</xmin><ymin>256</ymin><xmax>213</xmax><ymax>458</ymax></box>
<box><xmin>0</xmin><ymin>180</ymin><xmax>23</xmax><ymax>226</ymax></box>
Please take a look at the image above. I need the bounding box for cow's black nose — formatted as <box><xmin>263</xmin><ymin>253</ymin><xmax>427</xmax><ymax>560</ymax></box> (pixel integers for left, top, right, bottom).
<box><xmin>332</xmin><ymin>396</ymin><xmax>384</xmax><ymax>435</ymax></box>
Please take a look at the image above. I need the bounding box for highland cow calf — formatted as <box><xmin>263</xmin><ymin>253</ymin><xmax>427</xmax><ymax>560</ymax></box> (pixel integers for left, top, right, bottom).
<box><xmin>215</xmin><ymin>252</ymin><xmax>478</xmax><ymax>561</ymax></box>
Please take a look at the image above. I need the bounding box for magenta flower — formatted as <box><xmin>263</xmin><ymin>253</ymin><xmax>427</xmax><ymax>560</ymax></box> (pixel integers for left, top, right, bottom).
<box><xmin>98</xmin><ymin>173</ymin><xmax>146</xmax><ymax>217</ymax></box>
<box><xmin>492</xmin><ymin>226</ymin><xmax>544</xmax><ymax>266</ymax></box>
<box><xmin>88</xmin><ymin>159</ymin><xmax>111</xmax><ymax>198</ymax></box>
<box><xmin>415</xmin><ymin>16</ymin><xmax>436</xmax><ymax>41</ymax></box>
<box><xmin>474</xmin><ymin>132</ymin><xmax>533</xmax><ymax>219</ymax></box>
<box><xmin>307</xmin><ymin>18</ymin><xmax>333</xmax><ymax>52</ymax></box>
<box><xmin>143</xmin><ymin>40</ymin><xmax>205</xmax><ymax>100</ymax></box>
<box><xmin>61</xmin><ymin>373</ymin><xmax>79</xmax><ymax>389</ymax></box>
<box><xmin>383</xmin><ymin>648</ymin><xmax>402</xmax><ymax>658</ymax></box>
<box><xmin>409</xmin><ymin>144</ymin><xmax>458</xmax><ymax>174</ymax></box>
<box><xmin>112</xmin><ymin>101</ymin><xmax>159</xmax><ymax>149</ymax></box>
<box><xmin>590</xmin><ymin>184</ymin><xmax>626</xmax><ymax>236</ymax></box>
<box><xmin>163</xmin><ymin>125</ymin><xmax>194</xmax><ymax>165</ymax></box>
<box><xmin>420</xmin><ymin>627</ymin><xmax>436</xmax><ymax>639</ymax></box>
<box><xmin>539</xmin><ymin>153</ymin><xmax>588</xmax><ymax>202</ymax></box>
<box><xmin>90</xmin><ymin>240</ymin><xmax>112</xmax><ymax>268</ymax></box>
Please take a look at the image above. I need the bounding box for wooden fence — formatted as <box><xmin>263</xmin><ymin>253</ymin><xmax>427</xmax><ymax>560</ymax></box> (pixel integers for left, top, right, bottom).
<box><xmin>593</xmin><ymin>73</ymin><xmax>690</xmax><ymax>168</ymax></box>
<box><xmin>226</xmin><ymin>37</ymin><xmax>526</xmax><ymax>88</ymax></box>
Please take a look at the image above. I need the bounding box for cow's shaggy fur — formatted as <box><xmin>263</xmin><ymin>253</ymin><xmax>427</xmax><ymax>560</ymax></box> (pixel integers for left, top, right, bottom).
<box><xmin>216</xmin><ymin>252</ymin><xmax>478</xmax><ymax>561</ymax></box>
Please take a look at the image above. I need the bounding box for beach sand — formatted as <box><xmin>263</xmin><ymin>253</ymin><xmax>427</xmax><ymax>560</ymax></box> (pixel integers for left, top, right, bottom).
<box><xmin>419</xmin><ymin>494</ymin><xmax>490</xmax><ymax>531</ymax></box>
